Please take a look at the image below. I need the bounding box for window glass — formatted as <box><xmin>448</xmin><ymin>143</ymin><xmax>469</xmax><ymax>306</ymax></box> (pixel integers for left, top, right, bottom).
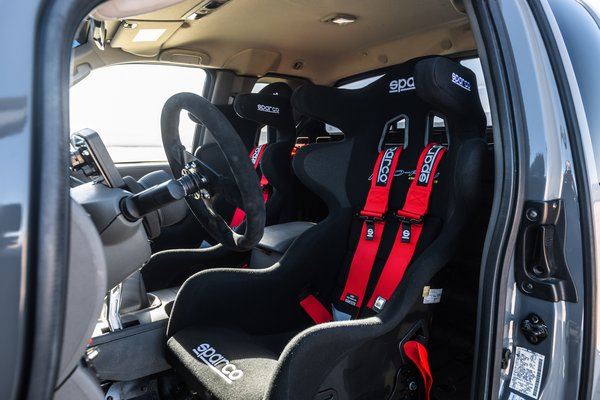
<box><xmin>70</xmin><ymin>64</ymin><xmax>206</xmax><ymax>162</ymax></box>
<box><xmin>252</xmin><ymin>82</ymin><xmax>268</xmax><ymax>93</ymax></box>
<box><xmin>550</xmin><ymin>0</ymin><xmax>600</xmax><ymax>178</ymax></box>
<box><xmin>460</xmin><ymin>58</ymin><xmax>492</xmax><ymax>126</ymax></box>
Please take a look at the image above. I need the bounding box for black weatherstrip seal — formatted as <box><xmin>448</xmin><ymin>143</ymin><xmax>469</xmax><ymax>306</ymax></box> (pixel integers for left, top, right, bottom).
<box><xmin>526</xmin><ymin>1</ymin><xmax>596</xmax><ymax>399</ymax></box>
<box><xmin>467</xmin><ymin>0</ymin><xmax>524</xmax><ymax>399</ymax></box>
<box><xmin>31</xmin><ymin>0</ymin><xmax>106</xmax><ymax>398</ymax></box>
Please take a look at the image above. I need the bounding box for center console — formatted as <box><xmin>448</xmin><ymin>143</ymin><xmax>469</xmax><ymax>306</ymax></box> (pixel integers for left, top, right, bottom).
<box><xmin>88</xmin><ymin>286</ymin><xmax>177</xmax><ymax>381</ymax></box>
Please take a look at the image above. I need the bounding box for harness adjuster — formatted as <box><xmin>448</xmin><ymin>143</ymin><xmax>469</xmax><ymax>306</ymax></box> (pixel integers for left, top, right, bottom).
<box><xmin>357</xmin><ymin>213</ymin><xmax>385</xmax><ymax>222</ymax></box>
<box><xmin>394</xmin><ymin>211</ymin><xmax>423</xmax><ymax>225</ymax></box>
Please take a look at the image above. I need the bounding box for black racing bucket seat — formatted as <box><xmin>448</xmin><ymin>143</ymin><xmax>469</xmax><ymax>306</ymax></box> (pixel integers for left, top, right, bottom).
<box><xmin>232</xmin><ymin>82</ymin><xmax>297</xmax><ymax>226</ymax></box>
<box><xmin>165</xmin><ymin>57</ymin><xmax>487</xmax><ymax>400</ymax></box>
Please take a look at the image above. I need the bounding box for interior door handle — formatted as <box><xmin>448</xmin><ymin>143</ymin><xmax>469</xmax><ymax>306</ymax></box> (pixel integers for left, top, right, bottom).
<box><xmin>515</xmin><ymin>200</ymin><xmax>578</xmax><ymax>302</ymax></box>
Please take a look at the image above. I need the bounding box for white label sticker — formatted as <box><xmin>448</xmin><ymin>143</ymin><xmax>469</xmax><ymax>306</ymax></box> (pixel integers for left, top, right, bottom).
<box><xmin>423</xmin><ymin>288</ymin><xmax>443</xmax><ymax>304</ymax></box>
<box><xmin>509</xmin><ymin>347</ymin><xmax>545</xmax><ymax>399</ymax></box>
<box><xmin>508</xmin><ymin>392</ymin><xmax>526</xmax><ymax>400</ymax></box>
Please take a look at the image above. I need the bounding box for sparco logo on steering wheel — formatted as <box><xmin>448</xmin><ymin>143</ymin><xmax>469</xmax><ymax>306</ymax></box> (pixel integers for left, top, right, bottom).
<box><xmin>376</xmin><ymin>147</ymin><xmax>398</xmax><ymax>186</ymax></box>
<box><xmin>257</xmin><ymin>104</ymin><xmax>280</xmax><ymax>114</ymax></box>
<box><xmin>193</xmin><ymin>343</ymin><xmax>243</xmax><ymax>384</ymax></box>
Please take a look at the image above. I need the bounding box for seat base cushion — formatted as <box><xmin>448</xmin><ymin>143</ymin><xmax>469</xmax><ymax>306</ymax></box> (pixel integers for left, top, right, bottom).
<box><xmin>167</xmin><ymin>325</ymin><xmax>291</xmax><ymax>400</ymax></box>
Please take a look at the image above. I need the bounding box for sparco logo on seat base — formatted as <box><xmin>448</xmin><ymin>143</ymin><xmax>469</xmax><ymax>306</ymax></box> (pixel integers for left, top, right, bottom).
<box><xmin>193</xmin><ymin>343</ymin><xmax>243</xmax><ymax>384</ymax></box>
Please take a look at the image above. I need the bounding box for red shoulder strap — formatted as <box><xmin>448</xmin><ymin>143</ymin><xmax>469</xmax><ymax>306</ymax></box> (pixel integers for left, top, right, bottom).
<box><xmin>339</xmin><ymin>146</ymin><xmax>402</xmax><ymax>312</ymax></box>
<box><xmin>299</xmin><ymin>294</ymin><xmax>333</xmax><ymax>324</ymax></box>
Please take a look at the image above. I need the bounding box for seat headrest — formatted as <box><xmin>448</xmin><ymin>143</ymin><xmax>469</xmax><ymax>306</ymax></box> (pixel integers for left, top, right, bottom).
<box><xmin>259</xmin><ymin>81</ymin><xmax>293</xmax><ymax>97</ymax></box>
<box><xmin>292</xmin><ymin>59</ymin><xmax>422</xmax><ymax>139</ymax></box>
<box><xmin>292</xmin><ymin>56</ymin><xmax>485</xmax><ymax>144</ymax></box>
<box><xmin>233</xmin><ymin>83</ymin><xmax>295</xmax><ymax>140</ymax></box>
<box><xmin>414</xmin><ymin>57</ymin><xmax>486</xmax><ymax>130</ymax></box>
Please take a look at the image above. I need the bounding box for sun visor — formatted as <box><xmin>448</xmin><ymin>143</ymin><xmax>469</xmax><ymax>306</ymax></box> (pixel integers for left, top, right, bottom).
<box><xmin>110</xmin><ymin>20</ymin><xmax>183</xmax><ymax>57</ymax></box>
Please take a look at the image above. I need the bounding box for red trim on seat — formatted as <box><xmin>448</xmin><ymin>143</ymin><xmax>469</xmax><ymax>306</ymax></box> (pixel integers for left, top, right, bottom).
<box><xmin>403</xmin><ymin>341</ymin><xmax>433</xmax><ymax>400</ymax></box>
<box><xmin>300</xmin><ymin>294</ymin><xmax>333</xmax><ymax>324</ymax></box>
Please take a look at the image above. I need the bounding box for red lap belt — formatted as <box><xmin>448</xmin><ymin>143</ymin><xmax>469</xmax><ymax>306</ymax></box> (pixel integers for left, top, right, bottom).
<box><xmin>339</xmin><ymin>146</ymin><xmax>403</xmax><ymax>311</ymax></box>
<box><xmin>230</xmin><ymin>144</ymin><xmax>269</xmax><ymax>227</ymax></box>
<box><xmin>299</xmin><ymin>294</ymin><xmax>333</xmax><ymax>324</ymax></box>
<box><xmin>367</xmin><ymin>143</ymin><xmax>446</xmax><ymax>312</ymax></box>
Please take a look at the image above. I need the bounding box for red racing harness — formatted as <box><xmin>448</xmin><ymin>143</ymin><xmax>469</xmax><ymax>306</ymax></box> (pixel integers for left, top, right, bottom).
<box><xmin>340</xmin><ymin>145</ymin><xmax>403</xmax><ymax>312</ymax></box>
<box><xmin>230</xmin><ymin>144</ymin><xmax>271</xmax><ymax>228</ymax></box>
<box><xmin>299</xmin><ymin>143</ymin><xmax>446</xmax><ymax>321</ymax></box>
<box><xmin>366</xmin><ymin>143</ymin><xmax>446</xmax><ymax>312</ymax></box>
<box><xmin>298</xmin><ymin>144</ymin><xmax>445</xmax><ymax>400</ymax></box>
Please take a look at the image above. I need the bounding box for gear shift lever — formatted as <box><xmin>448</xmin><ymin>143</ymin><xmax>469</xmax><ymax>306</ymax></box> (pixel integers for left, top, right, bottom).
<box><xmin>107</xmin><ymin>283</ymin><xmax>123</xmax><ymax>331</ymax></box>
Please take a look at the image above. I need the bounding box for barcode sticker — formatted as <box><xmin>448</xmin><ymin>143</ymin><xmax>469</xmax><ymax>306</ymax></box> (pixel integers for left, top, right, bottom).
<box><xmin>508</xmin><ymin>392</ymin><xmax>526</xmax><ymax>400</ymax></box>
<box><xmin>423</xmin><ymin>288</ymin><xmax>443</xmax><ymax>304</ymax></box>
<box><xmin>509</xmin><ymin>347</ymin><xmax>545</xmax><ymax>399</ymax></box>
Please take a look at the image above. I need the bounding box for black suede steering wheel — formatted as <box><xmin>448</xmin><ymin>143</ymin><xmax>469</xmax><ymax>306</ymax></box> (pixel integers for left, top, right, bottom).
<box><xmin>161</xmin><ymin>92</ymin><xmax>265</xmax><ymax>251</ymax></box>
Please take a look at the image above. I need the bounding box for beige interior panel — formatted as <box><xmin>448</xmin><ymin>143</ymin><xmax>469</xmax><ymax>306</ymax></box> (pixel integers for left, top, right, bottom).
<box><xmin>92</xmin><ymin>0</ymin><xmax>188</xmax><ymax>20</ymax></box>
<box><xmin>223</xmin><ymin>49</ymin><xmax>282</xmax><ymax>77</ymax></box>
<box><xmin>77</xmin><ymin>0</ymin><xmax>476</xmax><ymax>84</ymax></box>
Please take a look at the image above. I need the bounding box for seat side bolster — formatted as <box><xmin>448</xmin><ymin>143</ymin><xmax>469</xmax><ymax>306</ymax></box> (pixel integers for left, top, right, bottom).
<box><xmin>167</xmin><ymin>210</ymin><xmax>352</xmax><ymax>337</ymax></box>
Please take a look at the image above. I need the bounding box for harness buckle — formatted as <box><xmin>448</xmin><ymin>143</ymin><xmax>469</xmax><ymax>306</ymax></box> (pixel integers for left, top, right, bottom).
<box><xmin>357</xmin><ymin>212</ymin><xmax>385</xmax><ymax>241</ymax></box>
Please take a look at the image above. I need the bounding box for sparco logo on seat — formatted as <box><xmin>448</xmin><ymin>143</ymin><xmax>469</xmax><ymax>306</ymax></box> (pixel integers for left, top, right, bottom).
<box><xmin>377</xmin><ymin>147</ymin><xmax>398</xmax><ymax>186</ymax></box>
<box><xmin>193</xmin><ymin>343</ymin><xmax>244</xmax><ymax>384</ymax></box>
<box><xmin>418</xmin><ymin>145</ymin><xmax>444</xmax><ymax>186</ymax></box>
<box><xmin>250</xmin><ymin>145</ymin><xmax>263</xmax><ymax>165</ymax></box>
<box><xmin>451</xmin><ymin>72</ymin><xmax>471</xmax><ymax>91</ymax></box>
<box><xmin>257</xmin><ymin>104</ymin><xmax>280</xmax><ymax>114</ymax></box>
<box><xmin>389</xmin><ymin>77</ymin><xmax>415</xmax><ymax>93</ymax></box>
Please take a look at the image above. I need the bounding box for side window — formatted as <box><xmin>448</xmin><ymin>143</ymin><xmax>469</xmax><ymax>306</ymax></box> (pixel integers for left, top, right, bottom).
<box><xmin>460</xmin><ymin>58</ymin><xmax>492</xmax><ymax>126</ymax></box>
<box><xmin>70</xmin><ymin>64</ymin><xmax>206</xmax><ymax>162</ymax></box>
<box><xmin>549</xmin><ymin>0</ymin><xmax>600</xmax><ymax>178</ymax></box>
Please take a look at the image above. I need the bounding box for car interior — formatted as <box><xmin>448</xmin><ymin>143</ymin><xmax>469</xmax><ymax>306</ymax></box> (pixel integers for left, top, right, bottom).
<box><xmin>63</xmin><ymin>0</ymin><xmax>496</xmax><ymax>399</ymax></box>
